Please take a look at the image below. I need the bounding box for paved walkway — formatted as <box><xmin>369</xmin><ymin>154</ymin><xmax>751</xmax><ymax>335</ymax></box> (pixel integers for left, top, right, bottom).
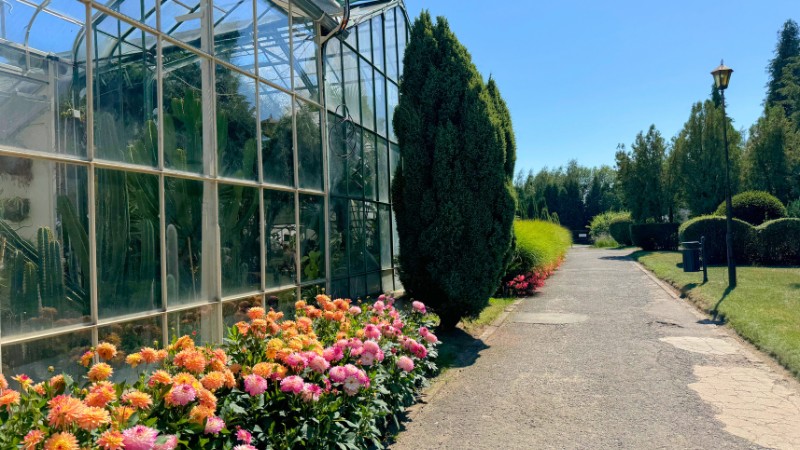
<box><xmin>392</xmin><ymin>247</ymin><xmax>800</xmax><ymax>449</ymax></box>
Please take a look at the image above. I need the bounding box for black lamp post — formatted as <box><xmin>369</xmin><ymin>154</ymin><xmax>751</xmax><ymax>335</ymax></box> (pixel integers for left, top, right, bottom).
<box><xmin>711</xmin><ymin>61</ymin><xmax>737</xmax><ymax>288</ymax></box>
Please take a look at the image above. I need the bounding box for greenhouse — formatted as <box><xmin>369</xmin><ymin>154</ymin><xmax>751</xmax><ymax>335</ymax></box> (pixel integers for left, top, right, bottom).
<box><xmin>0</xmin><ymin>0</ymin><xmax>408</xmax><ymax>378</ymax></box>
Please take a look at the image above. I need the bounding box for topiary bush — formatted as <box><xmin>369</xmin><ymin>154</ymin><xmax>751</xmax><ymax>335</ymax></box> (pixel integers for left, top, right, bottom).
<box><xmin>589</xmin><ymin>211</ymin><xmax>630</xmax><ymax>241</ymax></box>
<box><xmin>608</xmin><ymin>215</ymin><xmax>633</xmax><ymax>246</ymax></box>
<box><xmin>679</xmin><ymin>215</ymin><xmax>756</xmax><ymax>264</ymax></box>
<box><xmin>714</xmin><ymin>190</ymin><xmax>787</xmax><ymax>226</ymax></box>
<box><xmin>630</xmin><ymin>223</ymin><xmax>679</xmax><ymax>251</ymax></box>
<box><xmin>507</xmin><ymin>220</ymin><xmax>572</xmax><ymax>276</ymax></box>
<box><xmin>755</xmin><ymin>218</ymin><xmax>800</xmax><ymax>265</ymax></box>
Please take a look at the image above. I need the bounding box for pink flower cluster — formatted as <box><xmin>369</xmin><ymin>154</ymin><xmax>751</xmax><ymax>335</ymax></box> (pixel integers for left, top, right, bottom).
<box><xmin>328</xmin><ymin>364</ymin><xmax>370</xmax><ymax>396</ymax></box>
<box><xmin>123</xmin><ymin>425</ymin><xmax>177</xmax><ymax>450</ymax></box>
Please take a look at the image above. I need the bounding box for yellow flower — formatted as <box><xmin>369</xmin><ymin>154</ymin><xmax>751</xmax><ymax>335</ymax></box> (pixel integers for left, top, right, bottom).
<box><xmin>148</xmin><ymin>370</ymin><xmax>172</xmax><ymax>386</ymax></box>
<box><xmin>79</xmin><ymin>351</ymin><xmax>94</xmax><ymax>367</ymax></box>
<box><xmin>126</xmin><ymin>353</ymin><xmax>143</xmax><ymax>368</ymax></box>
<box><xmin>77</xmin><ymin>406</ymin><xmax>111</xmax><ymax>430</ymax></box>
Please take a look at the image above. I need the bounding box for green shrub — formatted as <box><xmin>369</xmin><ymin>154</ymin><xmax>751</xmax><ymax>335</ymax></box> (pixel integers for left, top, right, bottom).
<box><xmin>714</xmin><ymin>190</ymin><xmax>787</xmax><ymax>225</ymax></box>
<box><xmin>755</xmin><ymin>218</ymin><xmax>800</xmax><ymax>265</ymax></box>
<box><xmin>608</xmin><ymin>215</ymin><xmax>633</xmax><ymax>246</ymax></box>
<box><xmin>788</xmin><ymin>199</ymin><xmax>800</xmax><ymax>218</ymax></box>
<box><xmin>630</xmin><ymin>223</ymin><xmax>679</xmax><ymax>250</ymax></box>
<box><xmin>592</xmin><ymin>233</ymin><xmax>619</xmax><ymax>248</ymax></box>
<box><xmin>507</xmin><ymin>220</ymin><xmax>572</xmax><ymax>276</ymax></box>
<box><xmin>679</xmin><ymin>215</ymin><xmax>756</xmax><ymax>264</ymax></box>
<box><xmin>589</xmin><ymin>211</ymin><xmax>631</xmax><ymax>239</ymax></box>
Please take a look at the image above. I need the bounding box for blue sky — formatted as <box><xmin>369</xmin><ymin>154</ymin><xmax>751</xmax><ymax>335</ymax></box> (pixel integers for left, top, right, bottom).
<box><xmin>403</xmin><ymin>1</ymin><xmax>799</xmax><ymax>175</ymax></box>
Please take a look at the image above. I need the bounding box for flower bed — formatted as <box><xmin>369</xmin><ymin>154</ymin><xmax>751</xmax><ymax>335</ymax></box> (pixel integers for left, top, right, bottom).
<box><xmin>0</xmin><ymin>295</ymin><xmax>439</xmax><ymax>449</ymax></box>
<box><xmin>505</xmin><ymin>258</ymin><xmax>563</xmax><ymax>297</ymax></box>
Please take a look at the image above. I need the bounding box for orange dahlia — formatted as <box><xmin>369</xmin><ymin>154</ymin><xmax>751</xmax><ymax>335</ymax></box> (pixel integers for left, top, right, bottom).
<box><xmin>96</xmin><ymin>342</ymin><xmax>118</xmax><ymax>361</ymax></box>
<box><xmin>148</xmin><ymin>370</ymin><xmax>172</xmax><ymax>386</ymax></box>
<box><xmin>23</xmin><ymin>429</ymin><xmax>45</xmax><ymax>450</ymax></box>
<box><xmin>87</xmin><ymin>363</ymin><xmax>113</xmax><ymax>382</ymax></box>
<box><xmin>200</xmin><ymin>371</ymin><xmax>226</xmax><ymax>391</ymax></box>
<box><xmin>97</xmin><ymin>429</ymin><xmax>124</xmax><ymax>450</ymax></box>
<box><xmin>122</xmin><ymin>390</ymin><xmax>153</xmax><ymax>409</ymax></box>
<box><xmin>84</xmin><ymin>381</ymin><xmax>116</xmax><ymax>407</ymax></box>
<box><xmin>0</xmin><ymin>389</ymin><xmax>21</xmax><ymax>408</ymax></box>
<box><xmin>77</xmin><ymin>406</ymin><xmax>111</xmax><ymax>430</ymax></box>
<box><xmin>47</xmin><ymin>395</ymin><xmax>85</xmax><ymax>429</ymax></box>
<box><xmin>43</xmin><ymin>432</ymin><xmax>79</xmax><ymax>450</ymax></box>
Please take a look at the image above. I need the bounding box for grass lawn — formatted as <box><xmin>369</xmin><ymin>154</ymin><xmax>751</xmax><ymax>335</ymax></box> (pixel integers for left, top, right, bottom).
<box><xmin>435</xmin><ymin>297</ymin><xmax>516</xmax><ymax>371</ymax></box>
<box><xmin>633</xmin><ymin>250</ymin><xmax>800</xmax><ymax>377</ymax></box>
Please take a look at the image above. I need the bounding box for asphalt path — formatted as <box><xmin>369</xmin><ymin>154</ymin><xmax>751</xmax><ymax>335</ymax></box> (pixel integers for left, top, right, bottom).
<box><xmin>392</xmin><ymin>246</ymin><xmax>800</xmax><ymax>449</ymax></box>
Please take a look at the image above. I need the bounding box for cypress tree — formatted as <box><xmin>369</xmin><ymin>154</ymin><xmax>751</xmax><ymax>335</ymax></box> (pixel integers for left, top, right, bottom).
<box><xmin>392</xmin><ymin>12</ymin><xmax>516</xmax><ymax>330</ymax></box>
<box><xmin>766</xmin><ymin>20</ymin><xmax>800</xmax><ymax>110</ymax></box>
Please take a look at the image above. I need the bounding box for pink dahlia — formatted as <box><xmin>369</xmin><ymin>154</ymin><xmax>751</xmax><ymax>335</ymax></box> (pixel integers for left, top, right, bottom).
<box><xmin>308</xmin><ymin>355</ymin><xmax>330</xmax><ymax>374</ymax></box>
<box><xmin>362</xmin><ymin>340</ymin><xmax>380</xmax><ymax>355</ymax></box>
<box><xmin>328</xmin><ymin>366</ymin><xmax>347</xmax><ymax>383</ymax></box>
<box><xmin>412</xmin><ymin>301</ymin><xmax>427</xmax><ymax>314</ymax></box>
<box><xmin>300</xmin><ymin>383</ymin><xmax>322</xmax><ymax>402</ymax></box>
<box><xmin>204</xmin><ymin>416</ymin><xmax>225</xmax><ymax>435</ymax></box>
<box><xmin>168</xmin><ymin>383</ymin><xmax>197</xmax><ymax>406</ymax></box>
<box><xmin>322</xmin><ymin>346</ymin><xmax>343</xmax><ymax>362</ymax></box>
<box><xmin>122</xmin><ymin>425</ymin><xmax>159</xmax><ymax>450</ymax></box>
<box><xmin>243</xmin><ymin>374</ymin><xmax>268</xmax><ymax>396</ymax></box>
<box><xmin>373</xmin><ymin>300</ymin><xmax>386</xmax><ymax>314</ymax></box>
<box><xmin>155</xmin><ymin>435</ymin><xmax>178</xmax><ymax>450</ymax></box>
<box><xmin>397</xmin><ymin>356</ymin><xmax>414</xmax><ymax>372</ymax></box>
<box><xmin>284</xmin><ymin>352</ymin><xmax>307</xmax><ymax>369</ymax></box>
<box><xmin>363</xmin><ymin>324</ymin><xmax>381</xmax><ymax>340</ymax></box>
<box><xmin>348</xmin><ymin>306</ymin><xmax>362</xmax><ymax>315</ymax></box>
<box><xmin>280</xmin><ymin>375</ymin><xmax>305</xmax><ymax>394</ymax></box>
<box><xmin>234</xmin><ymin>446</ymin><xmax>258</xmax><ymax>450</ymax></box>
<box><xmin>236</xmin><ymin>429</ymin><xmax>253</xmax><ymax>444</ymax></box>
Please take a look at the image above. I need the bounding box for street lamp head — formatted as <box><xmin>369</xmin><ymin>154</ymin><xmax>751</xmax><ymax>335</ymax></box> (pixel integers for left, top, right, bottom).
<box><xmin>711</xmin><ymin>60</ymin><xmax>733</xmax><ymax>90</ymax></box>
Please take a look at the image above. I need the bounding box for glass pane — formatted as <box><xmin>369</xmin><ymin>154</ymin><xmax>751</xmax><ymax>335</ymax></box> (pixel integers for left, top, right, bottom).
<box><xmin>377</xmin><ymin>138</ymin><xmax>389</xmax><ymax>203</ymax></box>
<box><xmin>390</xmin><ymin>142</ymin><xmax>401</xmax><ymax>184</ymax></box>
<box><xmin>357</xmin><ymin>19</ymin><xmax>371</xmax><ymax>62</ymax></box>
<box><xmin>392</xmin><ymin>210</ymin><xmax>400</xmax><ymax>262</ymax></box>
<box><xmin>347</xmin><ymin>126</ymin><xmax>364</xmax><ymax>198</ymax></box>
<box><xmin>220</xmin><ymin>184</ymin><xmax>261</xmax><ymax>296</ymax></box>
<box><xmin>264</xmin><ymin>189</ymin><xmax>296</xmax><ymax>288</ymax></box>
<box><xmin>162</xmin><ymin>46</ymin><xmax>204</xmax><ymax>173</ymax></box>
<box><xmin>100</xmin><ymin>0</ymin><xmax>156</xmax><ymax>27</ymax></box>
<box><xmin>329</xmin><ymin>197</ymin><xmax>349</xmax><ymax>278</ymax></box>
<box><xmin>297</xmin><ymin>100</ymin><xmax>323</xmax><ymax>190</ymax></box>
<box><xmin>330</xmin><ymin>278</ymin><xmax>348</xmax><ymax>300</ymax></box>
<box><xmin>379</xmin><ymin>204</ymin><xmax>392</xmax><ymax>269</ymax></box>
<box><xmin>349</xmin><ymin>200</ymin><xmax>365</xmax><ymax>274</ymax></box>
<box><xmin>93</xmin><ymin>23</ymin><xmax>158</xmax><ymax>166</ymax></box>
<box><xmin>372</xmin><ymin>15</ymin><xmax>384</xmax><ymax>74</ymax></box>
<box><xmin>223</xmin><ymin>295</ymin><xmax>263</xmax><ymax>328</ymax></box>
<box><xmin>217</xmin><ymin>65</ymin><xmax>258</xmax><ymax>181</ymax></box>
<box><xmin>300</xmin><ymin>283</ymin><xmax>324</xmax><ymax>302</ymax></box>
<box><xmin>167</xmin><ymin>304</ymin><xmax>218</xmax><ymax>345</ymax></box>
<box><xmin>99</xmin><ymin>316</ymin><xmax>163</xmax><ymax>381</ymax></box>
<box><xmin>397</xmin><ymin>11</ymin><xmax>407</xmax><ymax>78</ymax></box>
<box><xmin>385</xmin><ymin>9</ymin><xmax>398</xmax><ymax>81</ymax></box>
<box><xmin>256</xmin><ymin>0</ymin><xmax>291</xmax><ymax>89</ymax></box>
<box><xmin>342</xmin><ymin>45</ymin><xmax>360</xmax><ymax>124</ymax></box>
<box><xmin>366</xmin><ymin>271</ymin><xmax>381</xmax><ymax>297</ymax></box>
<box><xmin>360</xmin><ymin>62</ymin><xmax>375</xmax><ymax>131</ymax></box>
<box><xmin>387</xmin><ymin>81</ymin><xmax>398</xmax><ymax>142</ymax></box>
<box><xmin>0</xmin><ymin>2</ymin><xmax>87</xmax><ymax>157</ymax></box>
<box><xmin>375</xmin><ymin>73</ymin><xmax>387</xmax><ymax>137</ymax></box>
<box><xmin>165</xmin><ymin>177</ymin><xmax>204</xmax><ymax>306</ymax></box>
<box><xmin>300</xmin><ymin>195</ymin><xmax>325</xmax><ymax>283</ymax></box>
<box><xmin>292</xmin><ymin>14</ymin><xmax>319</xmax><ymax>102</ymax></box>
<box><xmin>364</xmin><ymin>132</ymin><xmax>377</xmax><ymax>201</ymax></box>
<box><xmin>265</xmin><ymin>288</ymin><xmax>296</xmax><ymax>319</ymax></box>
<box><xmin>215</xmin><ymin>0</ymin><xmax>256</xmax><ymax>68</ymax></box>
<box><xmin>365</xmin><ymin>202</ymin><xmax>379</xmax><ymax>271</ymax></box>
<box><xmin>349</xmin><ymin>275</ymin><xmax>365</xmax><ymax>300</ymax></box>
<box><xmin>1</xmin><ymin>331</ymin><xmax>91</xmax><ymax>380</ymax></box>
<box><xmin>0</xmin><ymin>159</ymin><xmax>89</xmax><ymax>336</ymax></box>
<box><xmin>261</xmin><ymin>84</ymin><xmax>294</xmax><ymax>186</ymax></box>
<box><xmin>328</xmin><ymin>112</ymin><xmax>348</xmax><ymax>196</ymax></box>
<box><xmin>96</xmin><ymin>169</ymin><xmax>161</xmax><ymax>319</ymax></box>
<box><xmin>325</xmin><ymin>39</ymin><xmax>344</xmax><ymax>111</ymax></box>
<box><xmin>160</xmin><ymin>0</ymin><xmax>202</xmax><ymax>49</ymax></box>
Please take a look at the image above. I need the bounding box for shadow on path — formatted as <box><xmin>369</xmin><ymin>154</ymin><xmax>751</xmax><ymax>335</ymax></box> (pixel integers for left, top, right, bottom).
<box><xmin>435</xmin><ymin>328</ymin><xmax>490</xmax><ymax>371</ymax></box>
<box><xmin>598</xmin><ymin>254</ymin><xmax>635</xmax><ymax>262</ymax></box>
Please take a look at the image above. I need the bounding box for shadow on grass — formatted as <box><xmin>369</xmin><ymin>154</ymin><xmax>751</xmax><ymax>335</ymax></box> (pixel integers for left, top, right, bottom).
<box><xmin>791</xmin><ymin>283</ymin><xmax>800</xmax><ymax>290</ymax></box>
<box><xmin>710</xmin><ymin>286</ymin><xmax>735</xmax><ymax>321</ymax></box>
<box><xmin>435</xmin><ymin>327</ymin><xmax>490</xmax><ymax>371</ymax></box>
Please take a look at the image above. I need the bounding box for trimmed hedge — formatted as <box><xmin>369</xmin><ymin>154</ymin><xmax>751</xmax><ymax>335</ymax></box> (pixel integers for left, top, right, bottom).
<box><xmin>589</xmin><ymin>211</ymin><xmax>631</xmax><ymax>240</ymax></box>
<box><xmin>755</xmin><ymin>218</ymin><xmax>800</xmax><ymax>265</ymax></box>
<box><xmin>631</xmin><ymin>223</ymin><xmax>679</xmax><ymax>251</ymax></box>
<box><xmin>714</xmin><ymin>190</ymin><xmax>787</xmax><ymax>226</ymax></box>
<box><xmin>508</xmin><ymin>219</ymin><xmax>572</xmax><ymax>276</ymax></box>
<box><xmin>608</xmin><ymin>215</ymin><xmax>633</xmax><ymax>246</ymax></box>
<box><xmin>679</xmin><ymin>216</ymin><xmax>756</xmax><ymax>264</ymax></box>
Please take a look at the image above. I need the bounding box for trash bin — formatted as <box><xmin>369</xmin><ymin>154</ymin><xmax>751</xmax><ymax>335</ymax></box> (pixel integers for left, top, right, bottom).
<box><xmin>680</xmin><ymin>241</ymin><xmax>702</xmax><ymax>272</ymax></box>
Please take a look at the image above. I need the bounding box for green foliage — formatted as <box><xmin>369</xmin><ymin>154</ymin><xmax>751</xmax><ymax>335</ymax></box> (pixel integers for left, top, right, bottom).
<box><xmin>766</xmin><ymin>19</ymin><xmax>800</xmax><ymax>112</ymax></box>
<box><xmin>589</xmin><ymin>211</ymin><xmax>631</xmax><ymax>240</ymax></box>
<box><xmin>714</xmin><ymin>190</ymin><xmax>787</xmax><ymax>226</ymax></box>
<box><xmin>506</xmin><ymin>220</ymin><xmax>572</xmax><ymax>277</ymax></box>
<box><xmin>615</xmin><ymin>126</ymin><xmax>669</xmax><ymax>222</ymax></box>
<box><xmin>592</xmin><ymin>233</ymin><xmax>619</xmax><ymax>248</ymax></box>
<box><xmin>754</xmin><ymin>218</ymin><xmax>800</xmax><ymax>265</ymax></box>
<box><xmin>608</xmin><ymin>214</ymin><xmax>634</xmax><ymax>246</ymax></box>
<box><xmin>788</xmin><ymin>199</ymin><xmax>800</xmax><ymax>217</ymax></box>
<box><xmin>672</xmin><ymin>100</ymin><xmax>743</xmax><ymax>216</ymax></box>
<box><xmin>678</xmin><ymin>215</ymin><xmax>756</xmax><ymax>264</ymax></box>
<box><xmin>743</xmin><ymin>107</ymin><xmax>798</xmax><ymax>203</ymax></box>
<box><xmin>630</xmin><ymin>223</ymin><xmax>679</xmax><ymax>251</ymax></box>
<box><xmin>392</xmin><ymin>12</ymin><xmax>515</xmax><ymax>329</ymax></box>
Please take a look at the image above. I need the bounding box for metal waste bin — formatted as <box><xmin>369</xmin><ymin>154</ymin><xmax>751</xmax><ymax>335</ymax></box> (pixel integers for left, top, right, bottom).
<box><xmin>680</xmin><ymin>241</ymin><xmax>702</xmax><ymax>272</ymax></box>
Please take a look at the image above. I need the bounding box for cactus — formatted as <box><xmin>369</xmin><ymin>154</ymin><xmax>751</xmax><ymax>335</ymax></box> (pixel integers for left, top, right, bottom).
<box><xmin>139</xmin><ymin>219</ymin><xmax>156</xmax><ymax>281</ymax></box>
<box><xmin>46</xmin><ymin>238</ymin><xmax>65</xmax><ymax>311</ymax></box>
<box><xmin>96</xmin><ymin>168</ymin><xmax>129</xmax><ymax>294</ymax></box>
<box><xmin>166</xmin><ymin>224</ymin><xmax>179</xmax><ymax>300</ymax></box>
<box><xmin>167</xmin><ymin>274</ymin><xmax>178</xmax><ymax>305</ymax></box>
<box><xmin>22</xmin><ymin>261</ymin><xmax>39</xmax><ymax>316</ymax></box>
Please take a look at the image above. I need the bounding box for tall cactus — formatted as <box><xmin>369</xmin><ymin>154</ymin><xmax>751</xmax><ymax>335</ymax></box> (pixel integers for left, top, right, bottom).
<box><xmin>139</xmin><ymin>219</ymin><xmax>156</xmax><ymax>281</ymax></box>
<box><xmin>46</xmin><ymin>239</ymin><xmax>65</xmax><ymax>312</ymax></box>
<box><xmin>166</xmin><ymin>224</ymin><xmax>179</xmax><ymax>301</ymax></box>
<box><xmin>96</xmin><ymin>168</ymin><xmax>129</xmax><ymax>297</ymax></box>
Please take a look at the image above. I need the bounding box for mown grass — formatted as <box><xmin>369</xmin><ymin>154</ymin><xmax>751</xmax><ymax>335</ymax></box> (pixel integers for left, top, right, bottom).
<box><xmin>633</xmin><ymin>250</ymin><xmax>800</xmax><ymax>377</ymax></box>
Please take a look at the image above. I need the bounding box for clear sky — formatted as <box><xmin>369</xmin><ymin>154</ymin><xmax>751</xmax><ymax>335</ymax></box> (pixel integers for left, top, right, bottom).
<box><xmin>403</xmin><ymin>0</ymin><xmax>799</xmax><ymax>175</ymax></box>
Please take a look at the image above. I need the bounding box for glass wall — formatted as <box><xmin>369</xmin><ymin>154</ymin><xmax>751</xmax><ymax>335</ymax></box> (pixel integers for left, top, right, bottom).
<box><xmin>324</xmin><ymin>5</ymin><xmax>407</xmax><ymax>300</ymax></box>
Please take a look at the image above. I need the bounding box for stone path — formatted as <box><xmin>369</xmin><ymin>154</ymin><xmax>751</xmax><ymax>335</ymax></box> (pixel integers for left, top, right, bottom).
<box><xmin>392</xmin><ymin>246</ymin><xmax>800</xmax><ymax>449</ymax></box>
